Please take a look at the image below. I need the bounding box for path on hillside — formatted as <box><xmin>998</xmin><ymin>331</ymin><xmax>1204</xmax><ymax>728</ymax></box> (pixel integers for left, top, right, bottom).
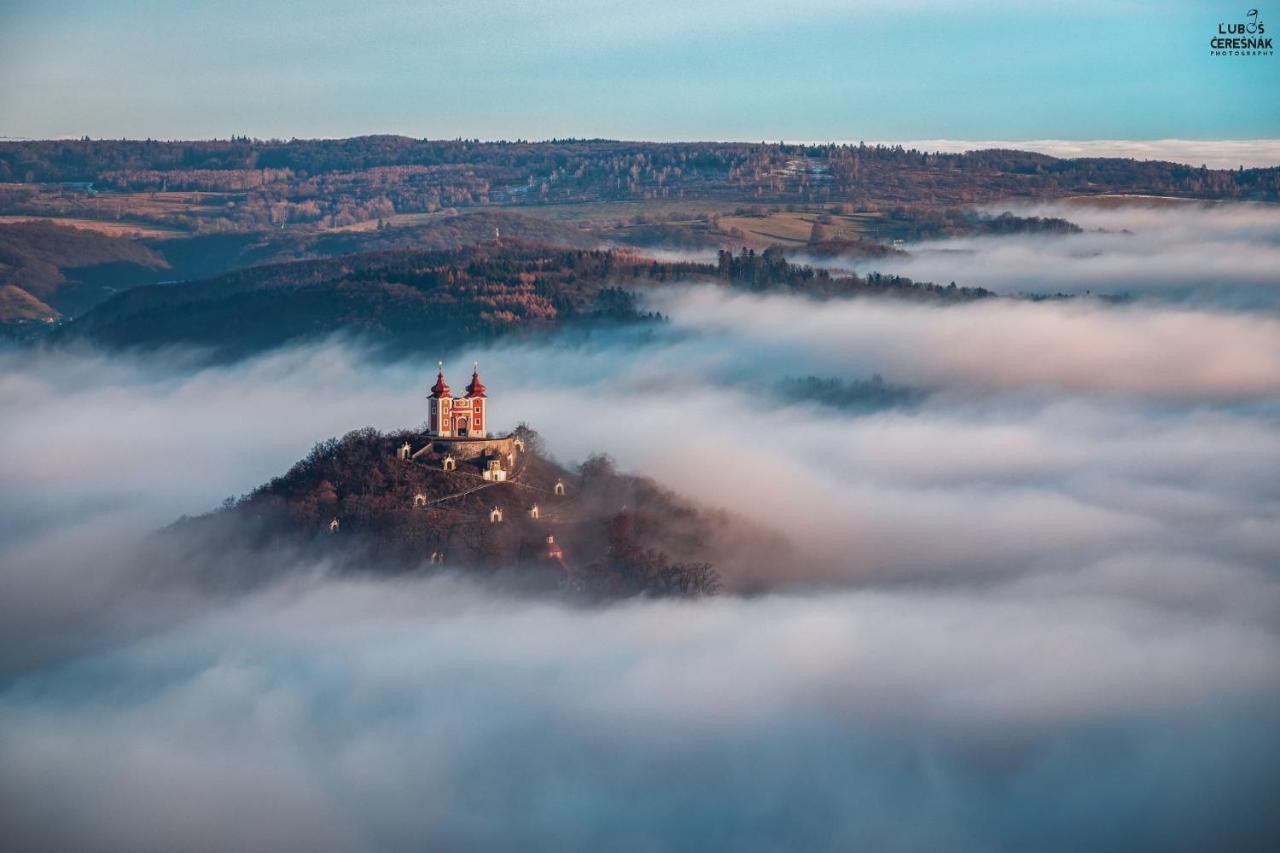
<box><xmin>412</xmin><ymin>446</ymin><xmax>554</xmax><ymax>510</ymax></box>
<box><xmin>421</xmin><ymin>479</ymin><xmax>502</xmax><ymax>507</ymax></box>
<box><xmin>409</xmin><ymin>456</ymin><xmax>582</xmax><ymax>534</ymax></box>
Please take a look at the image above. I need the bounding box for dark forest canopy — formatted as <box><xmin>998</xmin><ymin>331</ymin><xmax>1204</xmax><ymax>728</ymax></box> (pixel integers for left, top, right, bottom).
<box><xmin>175</xmin><ymin>426</ymin><xmax>740</xmax><ymax>599</ymax></box>
<box><xmin>54</xmin><ymin>243</ymin><xmax>993</xmax><ymax>358</ymax></box>
<box><xmin>0</xmin><ymin>211</ymin><xmax>598</xmax><ymax>324</ymax></box>
<box><xmin>56</xmin><ymin>243</ymin><xmax>666</xmax><ymax>356</ymax></box>
<box><xmin>776</xmin><ymin>374</ymin><xmax>926</xmax><ymax>413</ymax></box>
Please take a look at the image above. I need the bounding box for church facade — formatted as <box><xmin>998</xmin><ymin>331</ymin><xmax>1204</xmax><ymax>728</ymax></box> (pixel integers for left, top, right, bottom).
<box><xmin>427</xmin><ymin>363</ymin><xmax>489</xmax><ymax>438</ymax></box>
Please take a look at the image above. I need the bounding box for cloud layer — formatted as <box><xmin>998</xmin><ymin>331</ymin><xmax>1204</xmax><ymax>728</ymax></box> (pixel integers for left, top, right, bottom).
<box><xmin>2</xmin><ymin>575</ymin><xmax>1278</xmax><ymax>852</ymax></box>
<box><xmin>2</xmin><ymin>208</ymin><xmax>1279</xmax><ymax>848</ymax></box>
<box><xmin>853</xmin><ymin>201</ymin><xmax>1280</xmax><ymax>309</ymax></box>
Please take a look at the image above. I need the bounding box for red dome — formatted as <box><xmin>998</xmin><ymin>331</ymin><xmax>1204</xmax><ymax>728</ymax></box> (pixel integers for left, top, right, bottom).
<box><xmin>465</xmin><ymin>366</ymin><xmax>486</xmax><ymax>398</ymax></box>
<box><xmin>430</xmin><ymin>370</ymin><xmax>451</xmax><ymax>399</ymax></box>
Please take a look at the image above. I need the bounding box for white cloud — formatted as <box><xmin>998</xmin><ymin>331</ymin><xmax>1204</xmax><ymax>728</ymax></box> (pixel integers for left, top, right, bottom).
<box><xmin>2</xmin><ymin>204</ymin><xmax>1279</xmax><ymax>849</ymax></box>
<box><xmin>844</xmin><ymin>200</ymin><xmax>1280</xmax><ymax>309</ymax></box>
<box><xmin>651</xmin><ymin>289</ymin><xmax>1280</xmax><ymax>400</ymax></box>
<box><xmin>1</xmin><ymin>573</ymin><xmax>1277</xmax><ymax>851</ymax></box>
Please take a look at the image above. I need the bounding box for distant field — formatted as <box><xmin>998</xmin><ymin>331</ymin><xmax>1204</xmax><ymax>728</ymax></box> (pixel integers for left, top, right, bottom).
<box><xmin>323</xmin><ymin>211</ymin><xmax>456</xmax><ymax>233</ymax></box>
<box><xmin>718</xmin><ymin>211</ymin><xmax>879</xmax><ymax>244</ymax></box>
<box><xmin>0</xmin><ymin>215</ymin><xmax>179</xmax><ymax>239</ymax></box>
<box><xmin>497</xmin><ymin>202</ymin><xmax>889</xmax><ymax>247</ymax></box>
<box><xmin>496</xmin><ymin>199</ymin><xmax>749</xmax><ymax>224</ymax></box>
<box><xmin>0</xmin><ymin>203</ymin><xmax>897</xmax><ymax>248</ymax></box>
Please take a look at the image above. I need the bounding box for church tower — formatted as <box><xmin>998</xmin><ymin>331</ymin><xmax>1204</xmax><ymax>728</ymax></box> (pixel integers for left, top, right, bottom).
<box><xmin>427</xmin><ymin>362</ymin><xmax>453</xmax><ymax>436</ymax></box>
<box><xmin>427</xmin><ymin>362</ymin><xmax>489</xmax><ymax>438</ymax></box>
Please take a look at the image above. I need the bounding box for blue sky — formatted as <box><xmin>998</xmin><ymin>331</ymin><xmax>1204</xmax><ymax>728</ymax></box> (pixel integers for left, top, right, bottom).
<box><xmin>0</xmin><ymin>0</ymin><xmax>1276</xmax><ymax>141</ymax></box>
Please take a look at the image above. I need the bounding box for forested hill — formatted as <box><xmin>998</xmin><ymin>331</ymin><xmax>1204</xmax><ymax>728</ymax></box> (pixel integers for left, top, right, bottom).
<box><xmin>0</xmin><ymin>210</ymin><xmax>595</xmax><ymax>325</ymax></box>
<box><xmin>172</xmin><ymin>427</ymin><xmax>760</xmax><ymax>598</ymax></box>
<box><xmin>56</xmin><ymin>243</ymin><xmax>993</xmax><ymax>358</ymax></box>
<box><xmin>0</xmin><ymin>220</ymin><xmax>168</xmax><ymax>320</ymax></box>
<box><xmin>1</xmin><ymin>139</ymin><xmax>1275</xmax><ymax>235</ymax></box>
<box><xmin>56</xmin><ymin>243</ymin><xmax>661</xmax><ymax>357</ymax></box>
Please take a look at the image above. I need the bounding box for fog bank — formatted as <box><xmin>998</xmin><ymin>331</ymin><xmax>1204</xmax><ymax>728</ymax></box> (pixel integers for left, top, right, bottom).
<box><xmin>2</xmin><ymin>574</ymin><xmax>1277</xmax><ymax>852</ymax></box>
<box><xmin>2</xmin><ymin>263</ymin><xmax>1278</xmax><ymax>849</ymax></box>
<box><xmin>857</xmin><ymin>201</ymin><xmax>1280</xmax><ymax>309</ymax></box>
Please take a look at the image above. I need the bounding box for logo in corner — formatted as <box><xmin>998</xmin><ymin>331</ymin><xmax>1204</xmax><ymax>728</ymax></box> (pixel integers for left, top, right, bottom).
<box><xmin>1210</xmin><ymin>8</ymin><xmax>1274</xmax><ymax>55</ymax></box>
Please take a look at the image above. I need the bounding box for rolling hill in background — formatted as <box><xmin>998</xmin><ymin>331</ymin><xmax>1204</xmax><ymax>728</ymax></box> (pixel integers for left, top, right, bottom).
<box><xmin>0</xmin><ymin>220</ymin><xmax>168</xmax><ymax>319</ymax></box>
<box><xmin>5</xmin><ymin>136</ymin><xmax>1266</xmax><ymax>342</ymax></box>
<box><xmin>0</xmin><ymin>211</ymin><xmax>595</xmax><ymax>324</ymax></box>
<box><xmin>54</xmin><ymin>243</ymin><xmax>992</xmax><ymax>359</ymax></box>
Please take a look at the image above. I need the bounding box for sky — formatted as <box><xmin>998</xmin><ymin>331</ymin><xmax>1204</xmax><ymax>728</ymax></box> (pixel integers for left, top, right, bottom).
<box><xmin>0</xmin><ymin>0</ymin><xmax>1277</xmax><ymax>142</ymax></box>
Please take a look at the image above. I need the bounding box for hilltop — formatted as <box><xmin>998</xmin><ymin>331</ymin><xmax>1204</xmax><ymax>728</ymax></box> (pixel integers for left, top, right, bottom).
<box><xmin>171</xmin><ymin>425</ymin><xmax>771</xmax><ymax>598</ymax></box>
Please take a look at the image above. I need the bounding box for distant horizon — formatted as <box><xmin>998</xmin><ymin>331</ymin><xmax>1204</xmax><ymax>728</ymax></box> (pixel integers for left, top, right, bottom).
<box><xmin>3</xmin><ymin>136</ymin><xmax>1279</xmax><ymax>170</ymax></box>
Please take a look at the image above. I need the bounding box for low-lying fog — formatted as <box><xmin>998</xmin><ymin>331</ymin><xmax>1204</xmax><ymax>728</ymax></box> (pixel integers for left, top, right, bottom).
<box><xmin>852</xmin><ymin>201</ymin><xmax>1280</xmax><ymax>309</ymax></box>
<box><xmin>2</xmin><ymin>222</ymin><xmax>1279</xmax><ymax>849</ymax></box>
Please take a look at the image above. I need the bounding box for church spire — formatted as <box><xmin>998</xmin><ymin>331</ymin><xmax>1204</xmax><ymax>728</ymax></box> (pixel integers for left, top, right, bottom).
<box><xmin>430</xmin><ymin>360</ymin><xmax>451</xmax><ymax>398</ymax></box>
<box><xmin>465</xmin><ymin>362</ymin><xmax>487</xmax><ymax>398</ymax></box>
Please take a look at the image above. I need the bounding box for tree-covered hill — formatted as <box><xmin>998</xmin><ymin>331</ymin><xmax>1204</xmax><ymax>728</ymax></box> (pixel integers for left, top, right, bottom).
<box><xmin>172</xmin><ymin>426</ymin><xmax>759</xmax><ymax>598</ymax></box>
<box><xmin>0</xmin><ymin>220</ymin><xmax>168</xmax><ymax>320</ymax></box>
<box><xmin>54</xmin><ymin>242</ymin><xmax>659</xmax><ymax>357</ymax></box>
<box><xmin>53</xmin><ymin>243</ymin><xmax>993</xmax><ymax>358</ymax></box>
<box><xmin>3</xmin><ymin>138</ymin><xmax>1276</xmax><ymax>219</ymax></box>
<box><xmin>0</xmin><ymin>210</ymin><xmax>596</xmax><ymax>326</ymax></box>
